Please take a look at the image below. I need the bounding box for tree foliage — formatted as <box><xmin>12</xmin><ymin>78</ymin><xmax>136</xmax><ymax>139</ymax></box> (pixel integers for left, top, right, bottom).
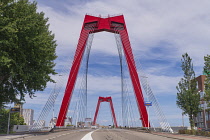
<box><xmin>0</xmin><ymin>0</ymin><xmax>57</xmax><ymax>107</ymax></box>
<box><xmin>0</xmin><ymin>109</ymin><xmax>25</xmax><ymax>133</ymax></box>
<box><xmin>204</xmin><ymin>55</ymin><xmax>210</xmax><ymax>104</ymax></box>
<box><xmin>204</xmin><ymin>55</ymin><xmax>210</xmax><ymax>93</ymax></box>
<box><xmin>176</xmin><ymin>53</ymin><xmax>200</xmax><ymax>129</ymax></box>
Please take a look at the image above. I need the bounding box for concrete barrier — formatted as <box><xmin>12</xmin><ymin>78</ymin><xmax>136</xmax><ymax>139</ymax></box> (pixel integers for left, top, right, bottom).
<box><xmin>13</xmin><ymin>125</ymin><xmax>31</xmax><ymax>132</ymax></box>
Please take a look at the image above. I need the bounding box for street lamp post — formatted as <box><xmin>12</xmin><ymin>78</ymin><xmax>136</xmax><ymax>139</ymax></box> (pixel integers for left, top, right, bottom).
<box><xmin>146</xmin><ymin>77</ymin><xmax>149</xmax><ymax>130</ymax></box>
<box><xmin>140</xmin><ymin>76</ymin><xmax>150</xmax><ymax>129</ymax></box>
<box><xmin>53</xmin><ymin>83</ymin><xmax>56</xmax><ymax>119</ymax></box>
<box><xmin>199</xmin><ymin>90</ymin><xmax>207</xmax><ymax>129</ymax></box>
<box><xmin>203</xmin><ymin>100</ymin><xmax>207</xmax><ymax>129</ymax></box>
<box><xmin>7</xmin><ymin>106</ymin><xmax>11</xmax><ymax>135</ymax></box>
<box><xmin>182</xmin><ymin>112</ymin><xmax>184</xmax><ymax>129</ymax></box>
<box><xmin>52</xmin><ymin>74</ymin><xmax>62</xmax><ymax>127</ymax></box>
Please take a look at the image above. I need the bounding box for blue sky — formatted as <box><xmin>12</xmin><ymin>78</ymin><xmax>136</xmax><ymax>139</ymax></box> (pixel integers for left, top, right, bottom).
<box><xmin>23</xmin><ymin>0</ymin><xmax>210</xmax><ymax>127</ymax></box>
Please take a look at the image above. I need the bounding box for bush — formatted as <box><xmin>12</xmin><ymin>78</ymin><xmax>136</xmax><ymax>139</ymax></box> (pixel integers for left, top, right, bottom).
<box><xmin>178</xmin><ymin>129</ymin><xmax>210</xmax><ymax>137</ymax></box>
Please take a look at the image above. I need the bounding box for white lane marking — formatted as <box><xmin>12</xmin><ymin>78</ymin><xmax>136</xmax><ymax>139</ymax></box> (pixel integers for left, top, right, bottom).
<box><xmin>81</xmin><ymin>130</ymin><xmax>96</xmax><ymax>140</ymax></box>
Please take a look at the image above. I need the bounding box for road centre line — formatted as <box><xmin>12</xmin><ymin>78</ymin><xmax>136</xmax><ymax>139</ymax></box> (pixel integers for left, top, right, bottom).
<box><xmin>81</xmin><ymin>129</ymin><xmax>97</xmax><ymax>140</ymax></box>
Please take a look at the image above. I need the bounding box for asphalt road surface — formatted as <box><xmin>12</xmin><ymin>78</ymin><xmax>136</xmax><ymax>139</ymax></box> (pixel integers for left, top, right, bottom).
<box><xmin>2</xmin><ymin>128</ymin><xmax>210</xmax><ymax>140</ymax></box>
<box><xmin>8</xmin><ymin>129</ymin><xmax>91</xmax><ymax>140</ymax></box>
<box><xmin>92</xmin><ymin>129</ymin><xmax>175</xmax><ymax>140</ymax></box>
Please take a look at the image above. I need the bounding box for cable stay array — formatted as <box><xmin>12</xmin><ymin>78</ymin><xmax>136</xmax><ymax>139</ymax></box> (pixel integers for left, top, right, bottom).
<box><xmin>115</xmin><ymin>32</ymin><xmax>141</xmax><ymax>128</ymax></box>
<box><xmin>114</xmin><ymin>25</ymin><xmax>173</xmax><ymax>132</ymax></box>
<box><xmin>73</xmin><ymin>31</ymin><xmax>94</xmax><ymax>127</ymax></box>
<box><xmin>29</xmin><ymin>48</ymin><xmax>75</xmax><ymax>131</ymax></box>
<box><xmin>136</xmin><ymin>60</ymin><xmax>173</xmax><ymax>133</ymax></box>
<box><xmin>29</xmin><ymin>25</ymin><xmax>95</xmax><ymax>131</ymax></box>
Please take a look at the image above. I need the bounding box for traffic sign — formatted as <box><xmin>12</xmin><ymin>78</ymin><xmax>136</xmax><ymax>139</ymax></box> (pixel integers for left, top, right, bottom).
<box><xmin>10</xmin><ymin>108</ymin><xmax>20</xmax><ymax>113</ymax></box>
<box><xmin>144</xmin><ymin>101</ymin><xmax>152</xmax><ymax>106</ymax></box>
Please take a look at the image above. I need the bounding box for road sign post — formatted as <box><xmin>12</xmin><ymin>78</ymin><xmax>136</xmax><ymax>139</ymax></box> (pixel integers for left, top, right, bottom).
<box><xmin>145</xmin><ymin>102</ymin><xmax>152</xmax><ymax>129</ymax></box>
<box><xmin>7</xmin><ymin>107</ymin><xmax>20</xmax><ymax>134</ymax></box>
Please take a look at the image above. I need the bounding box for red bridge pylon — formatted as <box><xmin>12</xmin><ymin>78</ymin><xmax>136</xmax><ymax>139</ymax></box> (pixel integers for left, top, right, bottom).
<box><xmin>92</xmin><ymin>97</ymin><xmax>118</xmax><ymax>127</ymax></box>
<box><xmin>56</xmin><ymin>14</ymin><xmax>149</xmax><ymax>127</ymax></box>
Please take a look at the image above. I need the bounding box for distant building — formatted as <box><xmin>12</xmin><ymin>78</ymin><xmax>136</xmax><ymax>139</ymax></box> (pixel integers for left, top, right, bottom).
<box><xmin>77</xmin><ymin>121</ymin><xmax>85</xmax><ymax>127</ymax></box>
<box><xmin>50</xmin><ymin>117</ymin><xmax>57</xmax><ymax>127</ymax></box>
<box><xmin>85</xmin><ymin>118</ymin><xmax>92</xmax><ymax>127</ymax></box>
<box><xmin>64</xmin><ymin>116</ymin><xmax>72</xmax><ymax>126</ymax></box>
<box><xmin>22</xmin><ymin>109</ymin><xmax>34</xmax><ymax>125</ymax></box>
<box><xmin>85</xmin><ymin>122</ymin><xmax>91</xmax><ymax>127</ymax></box>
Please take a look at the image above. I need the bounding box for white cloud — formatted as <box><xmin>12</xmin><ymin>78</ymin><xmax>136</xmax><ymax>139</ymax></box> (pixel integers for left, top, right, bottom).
<box><xmin>146</xmin><ymin>74</ymin><xmax>181</xmax><ymax>95</ymax></box>
<box><xmin>38</xmin><ymin>0</ymin><xmax>210</xmax><ymax>72</ymax></box>
<box><xmin>87</xmin><ymin>75</ymin><xmax>121</xmax><ymax>94</ymax></box>
<box><xmin>24</xmin><ymin>93</ymin><xmax>49</xmax><ymax>105</ymax></box>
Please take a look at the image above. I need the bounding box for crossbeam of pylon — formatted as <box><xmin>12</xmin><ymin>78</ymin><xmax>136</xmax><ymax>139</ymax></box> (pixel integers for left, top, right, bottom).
<box><xmin>92</xmin><ymin>96</ymin><xmax>118</xmax><ymax>127</ymax></box>
<box><xmin>56</xmin><ymin>14</ymin><xmax>150</xmax><ymax>127</ymax></box>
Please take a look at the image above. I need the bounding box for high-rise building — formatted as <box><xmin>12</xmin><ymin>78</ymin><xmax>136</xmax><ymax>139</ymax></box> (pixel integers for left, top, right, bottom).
<box><xmin>22</xmin><ymin>109</ymin><xmax>34</xmax><ymax>125</ymax></box>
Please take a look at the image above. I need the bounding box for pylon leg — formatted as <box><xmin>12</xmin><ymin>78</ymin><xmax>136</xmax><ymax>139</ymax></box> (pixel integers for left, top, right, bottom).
<box><xmin>92</xmin><ymin>97</ymin><xmax>101</xmax><ymax>126</ymax></box>
<box><xmin>56</xmin><ymin>30</ymin><xmax>92</xmax><ymax>126</ymax></box>
<box><xmin>93</xmin><ymin>97</ymin><xmax>118</xmax><ymax>127</ymax></box>
<box><xmin>118</xmin><ymin>29</ymin><xmax>149</xmax><ymax>127</ymax></box>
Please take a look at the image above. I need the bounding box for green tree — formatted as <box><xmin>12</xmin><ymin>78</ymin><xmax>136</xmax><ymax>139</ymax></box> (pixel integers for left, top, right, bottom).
<box><xmin>176</xmin><ymin>53</ymin><xmax>200</xmax><ymax>129</ymax></box>
<box><xmin>0</xmin><ymin>108</ymin><xmax>25</xmax><ymax>133</ymax></box>
<box><xmin>0</xmin><ymin>0</ymin><xmax>57</xmax><ymax>107</ymax></box>
<box><xmin>203</xmin><ymin>55</ymin><xmax>210</xmax><ymax>104</ymax></box>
